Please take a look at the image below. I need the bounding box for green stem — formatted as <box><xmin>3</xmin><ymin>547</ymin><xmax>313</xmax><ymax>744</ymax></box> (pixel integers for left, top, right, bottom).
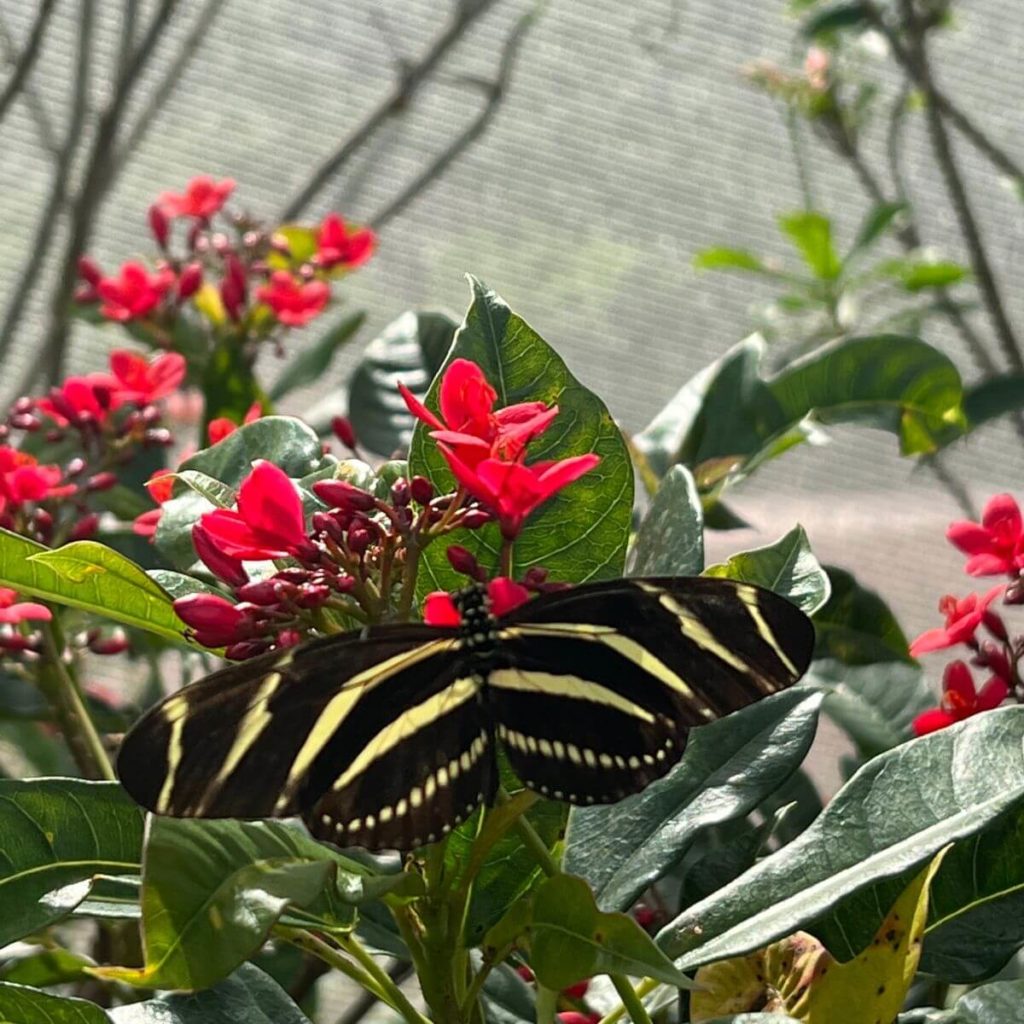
<box><xmin>338</xmin><ymin>932</ymin><xmax>433</xmax><ymax>1024</ymax></box>
<box><xmin>508</xmin><ymin>804</ymin><xmax>559</xmax><ymax>877</ymax></box>
<box><xmin>610</xmin><ymin>976</ymin><xmax>654</xmax><ymax>1024</ymax></box>
<box><xmin>598</xmin><ymin>979</ymin><xmax>658</xmax><ymax>1024</ymax></box>
<box><xmin>500</xmin><ymin>539</ymin><xmax>513</xmax><ymax>579</ymax></box>
<box><xmin>36</xmin><ymin>618</ymin><xmax>115</xmax><ymax>780</ymax></box>
<box><xmin>396</xmin><ymin>533</ymin><xmax>423</xmax><ymax>622</ymax></box>
<box><xmin>535</xmin><ymin>984</ymin><xmax>558</xmax><ymax>1024</ymax></box>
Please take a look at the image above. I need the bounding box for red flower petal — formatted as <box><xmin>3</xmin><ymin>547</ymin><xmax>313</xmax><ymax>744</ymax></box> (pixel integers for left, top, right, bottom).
<box><xmin>236</xmin><ymin>460</ymin><xmax>307</xmax><ymax>551</ymax></box>
<box><xmin>423</xmin><ymin>592</ymin><xmax>461</xmax><ymax>627</ymax></box>
<box><xmin>439</xmin><ymin>358</ymin><xmax>496</xmax><ymax>437</ymax></box>
<box><xmin>908</xmin><ymin>626</ymin><xmax>955</xmax><ymax>657</ymax></box>
<box><xmin>912</xmin><ymin>707</ymin><xmax>958</xmax><ymax>736</ymax></box>
<box><xmin>200</xmin><ymin>509</ymin><xmax>292</xmax><ymax>560</ymax></box>
<box><xmin>488</xmin><ymin>577</ymin><xmax>531</xmax><ymax>617</ymax></box>
<box><xmin>398</xmin><ymin>382</ymin><xmax>444</xmax><ymax>431</ymax></box>
<box><xmin>975</xmin><ymin>676</ymin><xmax>1010</xmax><ymax>712</ymax></box>
<box><xmin>982</xmin><ymin>493</ymin><xmax>1022</xmax><ymax>535</ymax></box>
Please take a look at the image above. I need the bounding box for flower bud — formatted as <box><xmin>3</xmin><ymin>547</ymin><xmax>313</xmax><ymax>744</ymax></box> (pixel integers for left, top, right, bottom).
<box><xmin>391</xmin><ymin>477</ymin><xmax>410</xmax><ymax>507</ymax></box>
<box><xmin>331</xmin><ymin>416</ymin><xmax>358</xmax><ymax>450</ymax></box>
<box><xmin>77</xmin><ymin>256</ymin><xmax>103</xmax><ymax>287</ymax></box>
<box><xmin>192</xmin><ymin>524</ymin><xmax>250</xmax><ymax>588</ymax></box>
<box><xmin>177</xmin><ymin>261</ymin><xmax>203</xmax><ymax>300</ymax></box>
<box><xmin>235</xmin><ymin>579</ymin><xmax>287</xmax><ymax>606</ymax></box>
<box><xmin>148</xmin><ymin>204</ymin><xmax>170</xmax><ymax>249</ymax></box>
<box><xmin>66</xmin><ymin>457</ymin><xmax>86</xmax><ymax>477</ymax></box>
<box><xmin>0</xmin><ymin>633</ymin><xmax>37</xmax><ymax>652</ymax></box>
<box><xmin>409</xmin><ymin>475</ymin><xmax>434</xmax><ymax>505</ymax></box>
<box><xmin>275</xmin><ymin>567</ymin><xmax>312</xmax><ymax>585</ymax></box>
<box><xmin>277</xmin><ymin>628</ymin><xmax>302</xmax><ymax>648</ymax></box>
<box><xmin>296</xmin><ymin>583</ymin><xmax>331</xmax><ymax>608</ymax></box>
<box><xmin>10</xmin><ymin>413</ymin><xmax>40</xmax><ymax>432</ymax></box>
<box><xmin>69</xmin><ymin>513</ymin><xmax>100</xmax><ymax>541</ymax></box>
<box><xmin>313</xmin><ymin>479</ymin><xmax>376</xmax><ymax>512</ymax></box>
<box><xmin>977</xmin><ymin>640</ymin><xmax>1012</xmax><ymax>682</ymax></box>
<box><xmin>347</xmin><ymin>527</ymin><xmax>371</xmax><ymax>555</ymax></box>
<box><xmin>446</xmin><ymin>545</ymin><xmax>482</xmax><ymax>579</ymax></box>
<box><xmin>174</xmin><ymin>593</ymin><xmax>248</xmax><ymax>646</ymax></box>
<box><xmin>524</xmin><ymin>566</ymin><xmax>549</xmax><ymax>587</ymax></box>
<box><xmin>312</xmin><ymin>509</ymin><xmax>344</xmax><ymax>542</ymax></box>
<box><xmin>86</xmin><ymin>471</ymin><xmax>118</xmax><ymax>492</ymax></box>
<box><xmin>224</xmin><ymin>639</ymin><xmax>272</xmax><ymax>661</ymax></box>
<box><xmin>983</xmin><ymin>610</ymin><xmax>1009</xmax><ymax>642</ymax></box>
<box><xmin>89</xmin><ymin>631</ymin><xmax>130</xmax><ymax>656</ymax></box>
<box><xmin>1005</xmin><ymin>577</ymin><xmax>1024</xmax><ymax>605</ymax></box>
<box><xmin>220</xmin><ymin>253</ymin><xmax>248</xmax><ymax>321</ymax></box>
<box><xmin>461</xmin><ymin>508</ymin><xmax>492</xmax><ymax>529</ymax></box>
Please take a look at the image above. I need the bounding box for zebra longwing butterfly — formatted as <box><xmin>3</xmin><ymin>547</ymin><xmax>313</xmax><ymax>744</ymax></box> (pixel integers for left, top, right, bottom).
<box><xmin>117</xmin><ymin>577</ymin><xmax>813</xmax><ymax>851</ymax></box>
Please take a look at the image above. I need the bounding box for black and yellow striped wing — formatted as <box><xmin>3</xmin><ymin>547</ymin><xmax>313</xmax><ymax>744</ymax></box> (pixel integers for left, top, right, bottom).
<box><xmin>117</xmin><ymin>576</ymin><xmax>813</xmax><ymax>851</ymax></box>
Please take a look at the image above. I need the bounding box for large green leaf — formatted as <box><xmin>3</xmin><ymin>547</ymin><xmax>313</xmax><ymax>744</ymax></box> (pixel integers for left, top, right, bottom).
<box><xmin>813</xmin><ymin>564</ymin><xmax>912</xmax><ymax>664</ymax></box>
<box><xmin>108</xmin><ymin>962</ymin><xmax>310</xmax><ymax>1023</ymax></box>
<box><xmin>703</xmin><ymin>525</ymin><xmax>830</xmax><ymax>615</ymax></box>
<box><xmin>629</xmin><ymin>465</ymin><xmax>704</xmax><ymax>575</ymax></box>
<box><xmin>529</xmin><ymin>874</ymin><xmax>694</xmax><ymax>989</ymax></box>
<box><xmin>97</xmin><ymin>817</ymin><xmax>383</xmax><ymax>990</ymax></box>
<box><xmin>898</xmin><ymin>979</ymin><xmax>1024</xmax><ymax>1023</ymax></box>
<box><xmin>345</xmin><ymin>309</ymin><xmax>458</xmax><ymax>456</ymax></box>
<box><xmin>961</xmin><ymin>372</ymin><xmax>1024</xmax><ymax>434</ymax></box>
<box><xmin>269</xmin><ymin>311</ymin><xmax>366</xmax><ymax>401</ymax></box>
<box><xmin>779</xmin><ymin>212</ymin><xmax>841</xmax><ymax>280</ymax></box>
<box><xmin>657</xmin><ymin>707</ymin><xmax>1024</xmax><ymax>971</ymax></box>
<box><xmin>0</xmin><ymin>984</ymin><xmax>111</xmax><ymax>1024</ymax></box>
<box><xmin>481</xmin><ymin>964</ymin><xmax>535</xmax><ymax>1024</ymax></box>
<box><xmin>810</xmin><ymin>658</ymin><xmax>934</xmax><ymax>759</ymax></box>
<box><xmin>155</xmin><ymin>416</ymin><xmax>329</xmax><ymax>570</ymax></box>
<box><xmin>767</xmin><ymin>334</ymin><xmax>966</xmax><ymax>455</ymax></box>
<box><xmin>409</xmin><ymin>278</ymin><xmax>633</xmax><ymax>590</ymax></box>
<box><xmin>0</xmin><ymin>531</ymin><xmax>189</xmax><ymax>645</ymax></box>
<box><xmin>564</xmin><ymin>689</ymin><xmax>823</xmax><ymax>911</ymax></box>
<box><xmin>0</xmin><ymin>779</ymin><xmax>143</xmax><ymax>947</ymax></box>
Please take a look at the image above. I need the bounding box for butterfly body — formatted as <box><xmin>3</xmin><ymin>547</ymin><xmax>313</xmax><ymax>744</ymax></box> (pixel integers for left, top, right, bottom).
<box><xmin>117</xmin><ymin>577</ymin><xmax>814</xmax><ymax>851</ymax></box>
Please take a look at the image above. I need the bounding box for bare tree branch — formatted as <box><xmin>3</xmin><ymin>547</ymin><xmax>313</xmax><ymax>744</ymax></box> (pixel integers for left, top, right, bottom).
<box><xmin>370</xmin><ymin>8</ymin><xmax>535</xmax><ymax>229</ymax></box>
<box><xmin>114</xmin><ymin>0</ymin><xmax>228</xmax><ymax>165</ymax></box>
<box><xmin>280</xmin><ymin>0</ymin><xmax>500</xmax><ymax>221</ymax></box>
<box><xmin>0</xmin><ymin>0</ymin><xmax>58</xmax><ymax>125</ymax></box>
<box><xmin>0</xmin><ymin>7</ymin><xmax>59</xmax><ymax>151</ymax></box>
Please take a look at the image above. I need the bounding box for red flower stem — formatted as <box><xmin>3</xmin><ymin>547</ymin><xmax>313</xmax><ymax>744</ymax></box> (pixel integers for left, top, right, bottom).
<box><xmin>427</xmin><ymin>488</ymin><xmax>468</xmax><ymax>535</ymax></box>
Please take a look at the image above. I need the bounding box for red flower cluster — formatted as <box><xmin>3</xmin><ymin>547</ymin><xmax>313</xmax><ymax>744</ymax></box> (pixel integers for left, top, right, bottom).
<box><xmin>909</xmin><ymin>494</ymin><xmax>1022</xmax><ymax>735</ymax></box>
<box><xmin>256</xmin><ymin>271</ymin><xmax>329</xmax><ymax>326</ymax></box>
<box><xmin>0</xmin><ymin>447</ymin><xmax>73</xmax><ymax>517</ymax></box>
<box><xmin>315</xmin><ymin>213</ymin><xmax>376</xmax><ymax>270</ymax></box>
<box><xmin>157</xmin><ymin>176</ymin><xmax>235</xmax><ymax>220</ymax></box>
<box><xmin>400</xmin><ymin>359</ymin><xmax>600</xmax><ymax>539</ymax></box>
<box><xmin>96</xmin><ymin>262</ymin><xmax>176</xmax><ymax>322</ymax></box>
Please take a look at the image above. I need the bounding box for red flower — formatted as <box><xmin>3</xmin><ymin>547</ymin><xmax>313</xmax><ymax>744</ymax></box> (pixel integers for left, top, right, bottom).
<box><xmin>947</xmin><ymin>494</ymin><xmax>1024</xmax><ymax>576</ymax></box>
<box><xmin>909</xmin><ymin>586</ymin><xmax>1005</xmax><ymax>657</ymax></box>
<box><xmin>557</xmin><ymin>1014</ymin><xmax>599</xmax><ymax>1024</ymax></box>
<box><xmin>0</xmin><ymin>587</ymin><xmax>51</xmax><ymax>623</ymax></box>
<box><xmin>173</xmin><ymin>592</ymin><xmax>247</xmax><ymax>648</ymax></box>
<box><xmin>423</xmin><ymin>577</ymin><xmax>532</xmax><ymax>626</ymax></box>
<box><xmin>108</xmin><ymin>350</ymin><xmax>186</xmax><ymax>406</ymax></box>
<box><xmin>36</xmin><ymin>377</ymin><xmax>114</xmax><ymax>426</ymax></box>
<box><xmin>399</xmin><ymin>359</ymin><xmax>556</xmax><ymax>468</ymax></box>
<box><xmin>157</xmin><ymin>176</ymin><xmax>235</xmax><ymax>220</ymax></box>
<box><xmin>912</xmin><ymin>660</ymin><xmax>1009</xmax><ymax>736</ymax></box>
<box><xmin>132</xmin><ymin>469</ymin><xmax>177</xmax><ymax>538</ymax></box>
<box><xmin>0</xmin><ymin>447</ymin><xmax>74</xmax><ymax>515</ymax></box>
<box><xmin>207</xmin><ymin>402</ymin><xmax>262</xmax><ymax>445</ymax></box>
<box><xmin>315</xmin><ymin>213</ymin><xmax>376</xmax><ymax>270</ymax></box>
<box><xmin>256</xmin><ymin>271</ymin><xmax>329</xmax><ymax>326</ymax></box>
<box><xmin>199</xmin><ymin>460</ymin><xmax>310</xmax><ymax>560</ymax></box>
<box><xmin>97</xmin><ymin>262</ymin><xmax>175</xmax><ymax>322</ymax></box>
<box><xmin>439</xmin><ymin>448</ymin><xmax>601</xmax><ymax>540</ymax></box>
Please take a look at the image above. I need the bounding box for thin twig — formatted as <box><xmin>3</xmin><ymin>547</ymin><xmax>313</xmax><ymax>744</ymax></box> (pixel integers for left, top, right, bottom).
<box><xmin>114</xmin><ymin>0</ymin><xmax>227</xmax><ymax>164</ymax></box>
<box><xmin>332</xmin><ymin>962</ymin><xmax>415</xmax><ymax>1024</ymax></box>
<box><xmin>371</xmin><ymin>8</ymin><xmax>536</xmax><ymax>229</ymax></box>
<box><xmin>0</xmin><ymin>0</ymin><xmax>58</xmax><ymax>125</ymax></box>
<box><xmin>280</xmin><ymin>0</ymin><xmax>500</xmax><ymax>220</ymax></box>
<box><xmin>0</xmin><ymin>11</ymin><xmax>59</xmax><ymax>151</ymax></box>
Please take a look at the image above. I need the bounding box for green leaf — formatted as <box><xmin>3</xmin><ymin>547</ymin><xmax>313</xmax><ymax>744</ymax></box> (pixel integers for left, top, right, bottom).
<box><xmin>201</xmin><ymin>337</ymin><xmax>267</xmax><ymax>434</ymax></box>
<box><xmin>703</xmin><ymin>525</ymin><xmax>830</xmax><ymax>615</ymax></box>
<box><xmin>905</xmin><ymin>979</ymin><xmax>1024</xmax><ymax>1023</ymax></box>
<box><xmin>962</xmin><ymin>373</ymin><xmax>1024</xmax><ymax>432</ymax></box>
<box><xmin>847</xmin><ymin>201</ymin><xmax>907</xmax><ymax>262</ymax></box>
<box><xmin>564</xmin><ymin>689</ymin><xmax>823</xmax><ymax>911</ymax></box>
<box><xmin>529</xmin><ymin>874</ymin><xmax>695</xmax><ymax>989</ymax></box>
<box><xmin>346</xmin><ymin>309</ymin><xmax>458</xmax><ymax>456</ymax></box>
<box><xmin>108</xmin><ymin>962</ymin><xmax>310</xmax><ymax>1024</ymax></box>
<box><xmin>813</xmin><ymin>564</ymin><xmax>912</xmax><ymax>664</ymax></box>
<box><xmin>97</xmin><ymin>817</ymin><xmax>374</xmax><ymax>989</ymax></box>
<box><xmin>810</xmin><ymin>658</ymin><xmax>934</xmax><ymax>759</ymax></box>
<box><xmin>0</xmin><ymin>779</ymin><xmax>143</xmax><ymax>948</ymax></box>
<box><xmin>657</xmin><ymin>707</ymin><xmax>1024</xmax><ymax>971</ymax></box>
<box><xmin>0</xmin><ymin>984</ymin><xmax>111</xmax><ymax>1024</ymax></box>
<box><xmin>410</xmin><ymin>278</ymin><xmax>633</xmax><ymax>590</ymax></box>
<box><xmin>481</xmin><ymin>964</ymin><xmax>536</xmax><ymax>1024</ymax></box>
<box><xmin>146</xmin><ymin>570</ymin><xmax>224</xmax><ymax>601</ymax></box>
<box><xmin>767</xmin><ymin>334</ymin><xmax>966</xmax><ymax>455</ymax></box>
<box><xmin>269</xmin><ymin>311</ymin><xmax>366</xmax><ymax>401</ymax></box>
<box><xmin>629</xmin><ymin>465</ymin><xmax>704</xmax><ymax>575</ymax></box>
<box><xmin>692</xmin><ymin>248</ymin><xmax>769</xmax><ymax>273</ymax></box>
<box><xmin>155</xmin><ymin>416</ymin><xmax>328</xmax><ymax>570</ymax></box>
<box><xmin>897</xmin><ymin>260</ymin><xmax>968</xmax><ymax>291</ymax></box>
<box><xmin>0</xmin><ymin>947</ymin><xmax>92</xmax><ymax>987</ymax></box>
<box><xmin>801</xmin><ymin>1</ymin><xmax>872</xmax><ymax>38</ymax></box>
<box><xmin>778</xmin><ymin>212</ymin><xmax>841</xmax><ymax>280</ymax></box>
<box><xmin>0</xmin><ymin>531</ymin><xmax>189</xmax><ymax>645</ymax></box>
<box><xmin>174</xmin><ymin>470</ymin><xmax>237</xmax><ymax>509</ymax></box>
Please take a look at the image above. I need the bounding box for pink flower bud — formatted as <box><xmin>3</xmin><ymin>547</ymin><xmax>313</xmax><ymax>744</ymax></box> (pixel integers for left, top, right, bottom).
<box><xmin>296</xmin><ymin>583</ymin><xmax>331</xmax><ymax>608</ymax></box>
<box><xmin>410</xmin><ymin>476</ymin><xmax>434</xmax><ymax>505</ymax></box>
<box><xmin>331</xmin><ymin>416</ymin><xmax>358</xmax><ymax>450</ymax></box>
<box><xmin>220</xmin><ymin>253</ymin><xmax>248</xmax><ymax>321</ymax></box>
<box><xmin>461</xmin><ymin>508</ymin><xmax>492</xmax><ymax>529</ymax></box>
<box><xmin>234</xmin><ymin>579</ymin><xmax>287</xmax><ymax>606</ymax></box>
<box><xmin>347</xmin><ymin>527</ymin><xmax>371</xmax><ymax>555</ymax></box>
<box><xmin>313</xmin><ymin>479</ymin><xmax>376</xmax><ymax>512</ymax></box>
<box><xmin>177</xmin><ymin>262</ymin><xmax>203</xmax><ymax>300</ymax></box>
<box><xmin>174</xmin><ymin>592</ymin><xmax>247</xmax><ymax>646</ymax></box>
<box><xmin>446</xmin><ymin>545</ymin><xmax>482</xmax><ymax>579</ymax></box>
<box><xmin>89</xmin><ymin>631</ymin><xmax>130</xmax><ymax>655</ymax></box>
<box><xmin>223</xmin><ymin>638</ymin><xmax>272</xmax><ymax>661</ymax></box>
<box><xmin>86</xmin><ymin>471</ymin><xmax>118</xmax><ymax>492</ymax></box>
<box><xmin>391</xmin><ymin>478</ymin><xmax>410</xmax><ymax>507</ymax></box>
<box><xmin>77</xmin><ymin>256</ymin><xmax>103</xmax><ymax>287</ymax></box>
<box><xmin>148</xmin><ymin>204</ymin><xmax>170</xmax><ymax>249</ymax></box>
<box><xmin>69</xmin><ymin>513</ymin><xmax>100</xmax><ymax>541</ymax></box>
<box><xmin>277</xmin><ymin>628</ymin><xmax>302</xmax><ymax>648</ymax></box>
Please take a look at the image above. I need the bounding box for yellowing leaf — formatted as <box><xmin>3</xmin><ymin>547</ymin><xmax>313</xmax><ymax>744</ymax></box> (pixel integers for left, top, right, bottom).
<box><xmin>692</xmin><ymin>847</ymin><xmax>949</xmax><ymax>1022</ymax></box>
<box><xmin>194</xmin><ymin>282</ymin><xmax>227</xmax><ymax>325</ymax></box>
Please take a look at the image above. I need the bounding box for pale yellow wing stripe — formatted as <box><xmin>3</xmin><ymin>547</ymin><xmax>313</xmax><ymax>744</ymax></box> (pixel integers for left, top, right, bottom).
<box><xmin>486</xmin><ymin>666</ymin><xmax>657</xmax><ymax>723</ymax></box>
<box><xmin>735</xmin><ymin>583</ymin><xmax>799</xmax><ymax>676</ymax></box>
<box><xmin>329</xmin><ymin>676</ymin><xmax>480</xmax><ymax>793</ymax></box>
<box><xmin>156</xmin><ymin>712</ymin><xmax>186</xmax><ymax>814</ymax></box>
<box><xmin>275</xmin><ymin>638</ymin><xmax>458</xmax><ymax>811</ymax></box>
<box><xmin>500</xmin><ymin>622</ymin><xmax>714</xmax><ymax>720</ymax></box>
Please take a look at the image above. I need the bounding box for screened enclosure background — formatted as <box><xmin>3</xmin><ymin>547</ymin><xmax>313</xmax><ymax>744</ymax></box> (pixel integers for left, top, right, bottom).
<box><xmin>1</xmin><ymin>0</ymin><xmax>1022</xmax><ymax>653</ymax></box>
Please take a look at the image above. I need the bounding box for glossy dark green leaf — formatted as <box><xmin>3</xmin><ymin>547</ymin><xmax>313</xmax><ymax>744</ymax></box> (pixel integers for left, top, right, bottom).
<box><xmin>0</xmin><ymin>947</ymin><xmax>92</xmax><ymax>986</ymax></box>
<box><xmin>269</xmin><ymin>311</ymin><xmax>366</xmax><ymax>401</ymax></box>
<box><xmin>346</xmin><ymin>310</ymin><xmax>458</xmax><ymax>456</ymax></box>
<box><xmin>98</xmin><ymin>817</ymin><xmax>379</xmax><ymax>990</ymax></box>
<box><xmin>753</xmin><ymin>767</ymin><xmax>823</xmax><ymax>848</ymax></box>
<box><xmin>0</xmin><ymin>779</ymin><xmax>143</xmax><ymax>947</ymax></box>
<box><xmin>529</xmin><ymin>874</ymin><xmax>694</xmax><ymax>989</ymax></box>
<box><xmin>703</xmin><ymin>525</ymin><xmax>830</xmax><ymax>615</ymax></box>
<box><xmin>410</xmin><ymin>278</ymin><xmax>632</xmax><ymax>590</ymax></box>
<box><xmin>814</xmin><ymin>565</ymin><xmax>912</xmax><ymax>664</ymax></box>
<box><xmin>564</xmin><ymin>690</ymin><xmax>823</xmax><ymax>911</ymax></box>
<box><xmin>658</xmin><ymin>707</ymin><xmax>1024</xmax><ymax>971</ymax></box>
<box><xmin>801</xmin><ymin>0</ymin><xmax>871</xmax><ymax>38</ymax></box>
<box><xmin>0</xmin><ymin>531</ymin><xmax>189</xmax><ymax>645</ymax></box>
<box><xmin>962</xmin><ymin>373</ymin><xmax>1024</xmax><ymax>432</ymax></box>
<box><xmin>900</xmin><ymin>979</ymin><xmax>1024</xmax><ymax>1023</ymax></box>
<box><xmin>778</xmin><ymin>212</ymin><xmax>841</xmax><ymax>280</ymax></box>
<box><xmin>481</xmin><ymin>963</ymin><xmax>536</xmax><ymax>1024</ymax></box>
<box><xmin>767</xmin><ymin>334</ymin><xmax>966</xmax><ymax>455</ymax></box>
<box><xmin>630</xmin><ymin>465</ymin><xmax>704</xmax><ymax>575</ymax></box>
<box><xmin>108</xmin><ymin>962</ymin><xmax>310</xmax><ymax>1024</ymax></box>
<box><xmin>692</xmin><ymin>248</ymin><xmax>770</xmax><ymax>273</ymax></box>
<box><xmin>155</xmin><ymin>417</ymin><xmax>328</xmax><ymax>570</ymax></box>
<box><xmin>0</xmin><ymin>984</ymin><xmax>111</xmax><ymax>1024</ymax></box>
<box><xmin>677</xmin><ymin>817</ymin><xmax>773</xmax><ymax>910</ymax></box>
<box><xmin>146</xmin><ymin>570</ymin><xmax>224</xmax><ymax>601</ymax></box>
<box><xmin>174</xmin><ymin>470</ymin><xmax>236</xmax><ymax>509</ymax></box>
<box><xmin>810</xmin><ymin>658</ymin><xmax>934</xmax><ymax>759</ymax></box>
<box><xmin>847</xmin><ymin>202</ymin><xmax>907</xmax><ymax>261</ymax></box>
